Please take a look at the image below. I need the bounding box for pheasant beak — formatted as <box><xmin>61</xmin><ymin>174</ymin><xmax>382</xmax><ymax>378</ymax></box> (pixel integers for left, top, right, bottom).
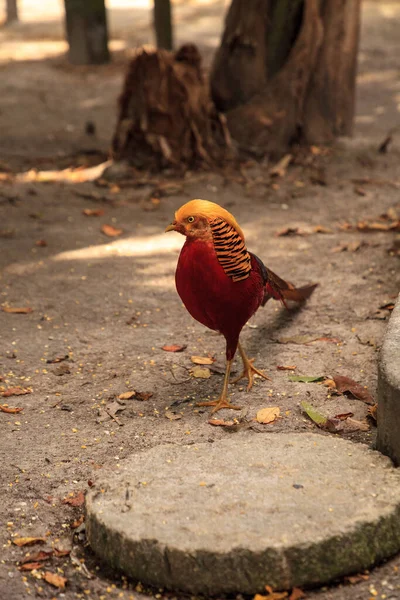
<box><xmin>165</xmin><ymin>221</ymin><xmax>177</xmax><ymax>233</ymax></box>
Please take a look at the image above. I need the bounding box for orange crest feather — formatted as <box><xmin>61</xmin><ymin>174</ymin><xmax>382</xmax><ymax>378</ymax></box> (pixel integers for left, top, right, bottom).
<box><xmin>175</xmin><ymin>199</ymin><xmax>245</xmax><ymax>240</ymax></box>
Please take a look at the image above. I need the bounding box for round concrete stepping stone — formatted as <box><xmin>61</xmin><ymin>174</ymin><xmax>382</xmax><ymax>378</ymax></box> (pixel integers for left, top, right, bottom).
<box><xmin>86</xmin><ymin>434</ymin><xmax>400</xmax><ymax>595</ymax></box>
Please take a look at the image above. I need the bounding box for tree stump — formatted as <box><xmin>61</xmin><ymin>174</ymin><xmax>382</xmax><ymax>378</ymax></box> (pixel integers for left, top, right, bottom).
<box><xmin>211</xmin><ymin>0</ymin><xmax>361</xmax><ymax>156</ymax></box>
<box><xmin>111</xmin><ymin>45</ymin><xmax>232</xmax><ymax>169</ymax></box>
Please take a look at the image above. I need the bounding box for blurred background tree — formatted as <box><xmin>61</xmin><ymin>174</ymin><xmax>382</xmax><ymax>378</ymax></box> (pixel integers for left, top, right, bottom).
<box><xmin>5</xmin><ymin>0</ymin><xmax>18</xmax><ymax>24</ymax></box>
<box><xmin>64</xmin><ymin>0</ymin><xmax>110</xmax><ymax>65</ymax></box>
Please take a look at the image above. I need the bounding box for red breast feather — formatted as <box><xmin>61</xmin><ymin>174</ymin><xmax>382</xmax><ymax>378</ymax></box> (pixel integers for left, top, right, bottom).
<box><xmin>175</xmin><ymin>238</ymin><xmax>264</xmax><ymax>359</ymax></box>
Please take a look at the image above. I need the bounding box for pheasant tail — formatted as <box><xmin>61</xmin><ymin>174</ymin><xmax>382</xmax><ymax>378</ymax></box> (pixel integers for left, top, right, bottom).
<box><xmin>262</xmin><ymin>265</ymin><xmax>318</xmax><ymax>307</ymax></box>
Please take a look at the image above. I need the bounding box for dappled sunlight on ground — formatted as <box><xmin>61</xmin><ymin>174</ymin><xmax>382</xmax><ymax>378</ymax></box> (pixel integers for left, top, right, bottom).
<box><xmin>53</xmin><ymin>233</ymin><xmax>183</xmax><ymax>261</ymax></box>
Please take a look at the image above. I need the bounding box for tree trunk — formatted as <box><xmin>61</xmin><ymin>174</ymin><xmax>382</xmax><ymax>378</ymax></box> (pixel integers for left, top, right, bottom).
<box><xmin>111</xmin><ymin>45</ymin><xmax>231</xmax><ymax>169</ymax></box>
<box><xmin>154</xmin><ymin>0</ymin><xmax>173</xmax><ymax>50</ymax></box>
<box><xmin>64</xmin><ymin>0</ymin><xmax>109</xmax><ymax>65</ymax></box>
<box><xmin>211</xmin><ymin>0</ymin><xmax>361</xmax><ymax>156</ymax></box>
<box><xmin>6</xmin><ymin>0</ymin><xmax>18</xmax><ymax>24</ymax></box>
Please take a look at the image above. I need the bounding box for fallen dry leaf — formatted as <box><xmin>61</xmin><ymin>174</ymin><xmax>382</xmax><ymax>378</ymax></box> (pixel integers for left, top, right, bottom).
<box><xmin>269</xmin><ymin>153</ymin><xmax>292</xmax><ymax>177</ymax></box>
<box><xmin>380</xmin><ymin>302</ymin><xmax>395</xmax><ymax>311</ymax></box>
<box><xmin>13</xmin><ymin>537</ymin><xmax>46</xmax><ymax>547</ymax></box>
<box><xmin>62</xmin><ymin>491</ymin><xmax>85</xmax><ymax>507</ymax></box>
<box><xmin>344</xmin><ymin>418</ymin><xmax>370</xmax><ymax>432</ymax></box>
<box><xmin>275</xmin><ymin>227</ymin><xmax>308</xmax><ymax>237</ymax></box>
<box><xmin>101</xmin><ymin>224</ymin><xmax>123</xmax><ymax>237</ymax></box>
<box><xmin>71</xmin><ymin>515</ymin><xmax>85</xmax><ymax>529</ymax></box>
<box><xmin>46</xmin><ymin>354</ymin><xmax>69</xmax><ymax>364</ymax></box>
<box><xmin>165</xmin><ymin>409</ymin><xmax>182</xmax><ymax>420</ymax></box>
<box><xmin>135</xmin><ymin>391</ymin><xmax>153</xmax><ymax>401</ymax></box>
<box><xmin>334</xmin><ymin>412</ymin><xmax>354</xmax><ymax>420</ymax></box>
<box><xmin>19</xmin><ymin>562</ymin><xmax>44</xmax><ymax>571</ymax></box>
<box><xmin>276</xmin><ymin>365</ymin><xmax>297</xmax><ymax>371</ymax></box>
<box><xmin>345</xmin><ymin>573</ymin><xmax>369</xmax><ymax>584</ymax></box>
<box><xmin>289</xmin><ymin>589</ymin><xmax>306</xmax><ymax>600</ymax></box>
<box><xmin>368</xmin><ymin>404</ymin><xmax>378</xmax><ymax>422</ymax></box>
<box><xmin>191</xmin><ymin>356</ymin><xmax>215</xmax><ymax>365</ymax></box>
<box><xmin>191</xmin><ymin>366</ymin><xmax>211</xmax><ymax>379</ymax></box>
<box><xmin>82</xmin><ymin>208</ymin><xmax>105</xmax><ymax>217</ymax></box>
<box><xmin>208</xmin><ymin>418</ymin><xmax>236</xmax><ymax>427</ymax></box>
<box><xmin>43</xmin><ymin>571</ymin><xmax>67</xmax><ymax>590</ymax></box>
<box><xmin>333</xmin><ymin>375</ymin><xmax>374</xmax><ymax>405</ymax></box>
<box><xmin>162</xmin><ymin>344</ymin><xmax>187</xmax><ymax>352</ymax></box>
<box><xmin>0</xmin><ymin>404</ymin><xmax>23</xmax><ymax>413</ymax></box>
<box><xmin>53</xmin><ymin>548</ymin><xmax>71</xmax><ymax>558</ymax></box>
<box><xmin>118</xmin><ymin>391</ymin><xmax>136</xmax><ymax>400</ymax></box>
<box><xmin>256</xmin><ymin>407</ymin><xmax>280</xmax><ymax>424</ymax></box>
<box><xmin>313</xmin><ymin>225</ymin><xmax>332</xmax><ymax>234</ymax></box>
<box><xmin>35</xmin><ymin>239</ymin><xmax>47</xmax><ymax>247</ymax></box>
<box><xmin>2</xmin><ymin>386</ymin><xmax>32</xmax><ymax>397</ymax></box>
<box><xmin>21</xmin><ymin>551</ymin><xmax>53</xmax><ymax>564</ymax></box>
<box><xmin>301</xmin><ymin>402</ymin><xmax>343</xmax><ymax>433</ymax></box>
<box><xmin>2</xmin><ymin>306</ymin><xmax>33</xmax><ymax>314</ymax></box>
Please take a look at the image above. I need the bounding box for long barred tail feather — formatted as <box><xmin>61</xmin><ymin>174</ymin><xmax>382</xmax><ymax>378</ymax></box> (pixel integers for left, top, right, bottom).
<box><xmin>251</xmin><ymin>253</ymin><xmax>318</xmax><ymax>308</ymax></box>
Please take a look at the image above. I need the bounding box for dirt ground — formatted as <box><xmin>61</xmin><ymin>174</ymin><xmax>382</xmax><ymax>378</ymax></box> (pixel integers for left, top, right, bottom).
<box><xmin>1</xmin><ymin>2</ymin><xmax>400</xmax><ymax>600</ymax></box>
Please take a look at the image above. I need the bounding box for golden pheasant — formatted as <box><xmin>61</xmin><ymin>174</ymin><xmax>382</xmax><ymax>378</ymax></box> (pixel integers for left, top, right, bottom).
<box><xmin>166</xmin><ymin>199</ymin><xmax>317</xmax><ymax>413</ymax></box>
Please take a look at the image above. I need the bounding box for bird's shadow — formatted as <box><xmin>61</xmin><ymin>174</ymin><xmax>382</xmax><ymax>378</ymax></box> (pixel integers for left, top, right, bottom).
<box><xmin>245</xmin><ymin>302</ymin><xmax>306</xmax><ymax>353</ymax></box>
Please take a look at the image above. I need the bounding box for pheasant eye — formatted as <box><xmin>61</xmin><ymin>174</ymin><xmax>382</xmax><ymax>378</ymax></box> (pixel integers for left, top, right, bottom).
<box><xmin>187</xmin><ymin>216</ymin><xmax>195</xmax><ymax>223</ymax></box>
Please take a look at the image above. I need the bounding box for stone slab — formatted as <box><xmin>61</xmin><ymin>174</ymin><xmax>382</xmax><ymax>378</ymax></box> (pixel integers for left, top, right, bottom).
<box><xmin>377</xmin><ymin>293</ymin><xmax>400</xmax><ymax>466</ymax></box>
<box><xmin>86</xmin><ymin>434</ymin><xmax>400</xmax><ymax>595</ymax></box>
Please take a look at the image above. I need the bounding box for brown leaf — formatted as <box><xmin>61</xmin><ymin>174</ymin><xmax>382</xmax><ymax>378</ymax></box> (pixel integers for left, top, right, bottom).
<box><xmin>354</xmin><ymin>186</ymin><xmax>367</xmax><ymax>196</ymax></box>
<box><xmin>162</xmin><ymin>344</ymin><xmax>187</xmax><ymax>352</ymax></box>
<box><xmin>0</xmin><ymin>404</ymin><xmax>23</xmax><ymax>413</ymax></box>
<box><xmin>191</xmin><ymin>366</ymin><xmax>211</xmax><ymax>379</ymax></box>
<box><xmin>333</xmin><ymin>375</ymin><xmax>374</xmax><ymax>405</ymax></box>
<box><xmin>344</xmin><ymin>418</ymin><xmax>370</xmax><ymax>432</ymax></box>
<box><xmin>380</xmin><ymin>302</ymin><xmax>395</xmax><ymax>311</ymax></box>
<box><xmin>135</xmin><ymin>391</ymin><xmax>153</xmax><ymax>401</ymax></box>
<box><xmin>21</xmin><ymin>551</ymin><xmax>53</xmax><ymax>564</ymax></box>
<box><xmin>82</xmin><ymin>208</ymin><xmax>105</xmax><ymax>217</ymax></box>
<box><xmin>19</xmin><ymin>562</ymin><xmax>44</xmax><ymax>571</ymax></box>
<box><xmin>256</xmin><ymin>407</ymin><xmax>280</xmax><ymax>424</ymax></box>
<box><xmin>208</xmin><ymin>419</ymin><xmax>236</xmax><ymax>427</ymax></box>
<box><xmin>46</xmin><ymin>354</ymin><xmax>69</xmax><ymax>364</ymax></box>
<box><xmin>289</xmin><ymin>589</ymin><xmax>306</xmax><ymax>600</ymax></box>
<box><xmin>118</xmin><ymin>391</ymin><xmax>136</xmax><ymax>400</ymax></box>
<box><xmin>2</xmin><ymin>306</ymin><xmax>33</xmax><ymax>314</ymax></box>
<box><xmin>71</xmin><ymin>515</ymin><xmax>85</xmax><ymax>529</ymax></box>
<box><xmin>269</xmin><ymin>153</ymin><xmax>292</xmax><ymax>177</ymax></box>
<box><xmin>334</xmin><ymin>412</ymin><xmax>354</xmax><ymax>421</ymax></box>
<box><xmin>275</xmin><ymin>227</ymin><xmax>307</xmax><ymax>237</ymax></box>
<box><xmin>62</xmin><ymin>491</ymin><xmax>85</xmax><ymax>507</ymax></box>
<box><xmin>43</xmin><ymin>571</ymin><xmax>67</xmax><ymax>590</ymax></box>
<box><xmin>53</xmin><ymin>548</ymin><xmax>71</xmax><ymax>557</ymax></box>
<box><xmin>345</xmin><ymin>573</ymin><xmax>369</xmax><ymax>584</ymax></box>
<box><xmin>2</xmin><ymin>386</ymin><xmax>32</xmax><ymax>397</ymax></box>
<box><xmin>165</xmin><ymin>410</ymin><xmax>182</xmax><ymax>420</ymax></box>
<box><xmin>13</xmin><ymin>537</ymin><xmax>46</xmax><ymax>547</ymax></box>
<box><xmin>191</xmin><ymin>355</ymin><xmax>215</xmax><ymax>365</ymax></box>
<box><xmin>101</xmin><ymin>224</ymin><xmax>123</xmax><ymax>237</ymax></box>
<box><xmin>35</xmin><ymin>239</ymin><xmax>47</xmax><ymax>247</ymax></box>
<box><xmin>368</xmin><ymin>403</ymin><xmax>378</xmax><ymax>422</ymax></box>
<box><xmin>276</xmin><ymin>365</ymin><xmax>297</xmax><ymax>371</ymax></box>
<box><xmin>313</xmin><ymin>225</ymin><xmax>332</xmax><ymax>234</ymax></box>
